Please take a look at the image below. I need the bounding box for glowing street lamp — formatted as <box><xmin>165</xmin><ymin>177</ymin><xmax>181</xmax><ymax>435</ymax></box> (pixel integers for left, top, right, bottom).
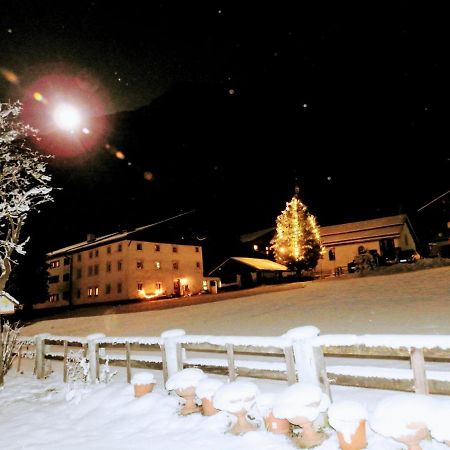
<box><xmin>52</xmin><ymin>103</ymin><xmax>81</xmax><ymax>131</ymax></box>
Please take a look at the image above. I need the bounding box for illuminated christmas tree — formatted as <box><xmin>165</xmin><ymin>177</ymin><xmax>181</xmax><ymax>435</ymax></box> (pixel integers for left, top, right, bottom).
<box><xmin>271</xmin><ymin>186</ymin><xmax>324</xmax><ymax>273</ymax></box>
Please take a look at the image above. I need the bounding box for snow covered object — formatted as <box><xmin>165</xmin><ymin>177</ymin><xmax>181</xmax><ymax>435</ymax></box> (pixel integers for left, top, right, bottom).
<box><xmin>195</xmin><ymin>377</ymin><xmax>224</xmax><ymax>416</ymax></box>
<box><xmin>131</xmin><ymin>372</ymin><xmax>156</xmax><ymax>398</ymax></box>
<box><xmin>370</xmin><ymin>394</ymin><xmax>436</xmax><ymax>450</ymax></box>
<box><xmin>166</xmin><ymin>368</ymin><xmax>207</xmax><ymax>415</ymax></box>
<box><xmin>213</xmin><ymin>381</ymin><xmax>260</xmax><ymax>435</ymax></box>
<box><xmin>428</xmin><ymin>402</ymin><xmax>450</xmax><ymax>446</ymax></box>
<box><xmin>0</xmin><ymin>101</ymin><xmax>53</xmax><ymax>294</ymax></box>
<box><xmin>273</xmin><ymin>382</ymin><xmax>330</xmax><ymax>448</ymax></box>
<box><xmin>328</xmin><ymin>401</ymin><xmax>368</xmax><ymax>450</ymax></box>
<box><xmin>256</xmin><ymin>392</ymin><xmax>290</xmax><ymax>435</ymax></box>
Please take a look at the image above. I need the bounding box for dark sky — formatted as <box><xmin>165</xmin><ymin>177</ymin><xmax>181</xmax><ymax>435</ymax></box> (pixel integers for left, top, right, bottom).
<box><xmin>1</xmin><ymin>1</ymin><xmax>449</xmax><ymax>250</ymax></box>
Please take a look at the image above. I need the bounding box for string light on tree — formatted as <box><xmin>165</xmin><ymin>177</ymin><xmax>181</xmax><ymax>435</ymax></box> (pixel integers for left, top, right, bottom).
<box><xmin>271</xmin><ymin>185</ymin><xmax>324</xmax><ymax>274</ymax></box>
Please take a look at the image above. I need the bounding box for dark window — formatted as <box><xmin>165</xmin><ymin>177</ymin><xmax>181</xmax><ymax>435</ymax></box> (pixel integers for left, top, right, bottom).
<box><xmin>137</xmin><ymin>260</ymin><xmax>144</xmax><ymax>269</ymax></box>
<box><xmin>105</xmin><ymin>284</ymin><xmax>111</xmax><ymax>294</ymax></box>
<box><xmin>49</xmin><ymin>275</ymin><xmax>59</xmax><ymax>284</ymax></box>
<box><xmin>88</xmin><ymin>266</ymin><xmax>93</xmax><ymax>276</ymax></box>
<box><xmin>89</xmin><ymin>251</ymin><xmax>93</xmax><ymax>259</ymax></box>
<box><xmin>62</xmin><ymin>291</ymin><xmax>69</xmax><ymax>300</ymax></box>
<box><xmin>195</xmin><ymin>247</ymin><xmax>200</xmax><ymax>253</ymax></box>
<box><xmin>172</xmin><ymin>246</ymin><xmax>178</xmax><ymax>253</ymax></box>
<box><xmin>172</xmin><ymin>261</ymin><xmax>179</xmax><ymax>270</ymax></box>
<box><xmin>107</xmin><ymin>246</ymin><xmax>111</xmax><ymax>254</ymax></box>
<box><xmin>63</xmin><ymin>258</ymin><xmax>70</xmax><ymax>266</ymax></box>
<box><xmin>196</xmin><ymin>262</ymin><xmax>201</xmax><ymax>268</ymax></box>
<box><xmin>76</xmin><ymin>268</ymin><xmax>82</xmax><ymax>279</ymax></box>
<box><xmin>137</xmin><ymin>243</ymin><xmax>143</xmax><ymax>250</ymax></box>
<box><xmin>137</xmin><ymin>282</ymin><xmax>143</xmax><ymax>290</ymax></box>
<box><xmin>118</xmin><ymin>244</ymin><xmax>122</xmax><ymax>252</ymax></box>
<box><xmin>117</xmin><ymin>282</ymin><xmax>122</xmax><ymax>293</ymax></box>
<box><xmin>62</xmin><ymin>273</ymin><xmax>70</xmax><ymax>282</ymax></box>
<box><xmin>95</xmin><ymin>249</ymin><xmax>99</xmax><ymax>257</ymax></box>
<box><xmin>155</xmin><ymin>244</ymin><xmax>160</xmax><ymax>252</ymax></box>
<box><xmin>328</xmin><ymin>248</ymin><xmax>336</xmax><ymax>261</ymax></box>
<box><xmin>106</xmin><ymin>262</ymin><xmax>111</xmax><ymax>272</ymax></box>
<box><xmin>117</xmin><ymin>261</ymin><xmax>122</xmax><ymax>271</ymax></box>
<box><xmin>76</xmin><ymin>289</ymin><xmax>81</xmax><ymax>299</ymax></box>
<box><xmin>77</xmin><ymin>254</ymin><xmax>82</xmax><ymax>262</ymax></box>
<box><xmin>94</xmin><ymin>264</ymin><xmax>99</xmax><ymax>275</ymax></box>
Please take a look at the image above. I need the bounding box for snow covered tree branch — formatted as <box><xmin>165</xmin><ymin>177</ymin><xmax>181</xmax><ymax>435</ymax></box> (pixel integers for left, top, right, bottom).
<box><xmin>0</xmin><ymin>101</ymin><xmax>53</xmax><ymax>293</ymax></box>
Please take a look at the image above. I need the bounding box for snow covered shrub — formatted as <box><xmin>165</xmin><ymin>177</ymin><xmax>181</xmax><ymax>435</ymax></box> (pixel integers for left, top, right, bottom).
<box><xmin>99</xmin><ymin>358</ymin><xmax>117</xmax><ymax>384</ymax></box>
<box><xmin>1</xmin><ymin>320</ymin><xmax>23</xmax><ymax>377</ymax></box>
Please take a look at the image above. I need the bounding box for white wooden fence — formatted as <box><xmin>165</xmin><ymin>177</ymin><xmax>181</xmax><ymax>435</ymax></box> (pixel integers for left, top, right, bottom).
<box><xmin>17</xmin><ymin>329</ymin><xmax>450</xmax><ymax>397</ymax></box>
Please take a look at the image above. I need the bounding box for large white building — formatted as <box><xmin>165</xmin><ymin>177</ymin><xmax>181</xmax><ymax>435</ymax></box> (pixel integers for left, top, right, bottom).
<box><xmin>39</xmin><ymin>223</ymin><xmax>206</xmax><ymax>309</ymax></box>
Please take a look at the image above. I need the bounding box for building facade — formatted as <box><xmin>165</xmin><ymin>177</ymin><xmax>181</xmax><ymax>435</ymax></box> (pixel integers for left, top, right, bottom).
<box><xmin>41</xmin><ymin>232</ymin><xmax>205</xmax><ymax>308</ymax></box>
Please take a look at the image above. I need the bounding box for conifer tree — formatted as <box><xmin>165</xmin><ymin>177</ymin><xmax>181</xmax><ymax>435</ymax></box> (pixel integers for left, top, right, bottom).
<box><xmin>271</xmin><ymin>187</ymin><xmax>324</xmax><ymax>273</ymax></box>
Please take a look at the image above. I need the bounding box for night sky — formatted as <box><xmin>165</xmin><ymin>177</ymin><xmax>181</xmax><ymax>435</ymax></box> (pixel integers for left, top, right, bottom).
<box><xmin>1</xmin><ymin>1</ymin><xmax>449</xmax><ymax>257</ymax></box>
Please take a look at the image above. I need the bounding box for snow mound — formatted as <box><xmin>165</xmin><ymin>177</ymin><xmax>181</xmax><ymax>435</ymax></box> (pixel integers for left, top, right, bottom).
<box><xmin>161</xmin><ymin>328</ymin><xmax>185</xmax><ymax>338</ymax></box>
<box><xmin>255</xmin><ymin>392</ymin><xmax>276</xmax><ymax>417</ymax></box>
<box><xmin>131</xmin><ymin>372</ymin><xmax>156</xmax><ymax>385</ymax></box>
<box><xmin>370</xmin><ymin>393</ymin><xmax>437</xmax><ymax>438</ymax></box>
<box><xmin>282</xmin><ymin>326</ymin><xmax>320</xmax><ymax>340</ymax></box>
<box><xmin>195</xmin><ymin>378</ymin><xmax>224</xmax><ymax>400</ymax></box>
<box><xmin>428</xmin><ymin>402</ymin><xmax>450</xmax><ymax>443</ymax></box>
<box><xmin>213</xmin><ymin>381</ymin><xmax>260</xmax><ymax>413</ymax></box>
<box><xmin>272</xmin><ymin>382</ymin><xmax>329</xmax><ymax>421</ymax></box>
<box><xmin>166</xmin><ymin>368</ymin><xmax>207</xmax><ymax>390</ymax></box>
<box><xmin>328</xmin><ymin>401</ymin><xmax>368</xmax><ymax>444</ymax></box>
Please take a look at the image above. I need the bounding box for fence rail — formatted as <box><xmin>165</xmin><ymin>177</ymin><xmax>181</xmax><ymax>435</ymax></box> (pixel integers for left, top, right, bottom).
<box><xmin>16</xmin><ymin>330</ymin><xmax>450</xmax><ymax>396</ymax></box>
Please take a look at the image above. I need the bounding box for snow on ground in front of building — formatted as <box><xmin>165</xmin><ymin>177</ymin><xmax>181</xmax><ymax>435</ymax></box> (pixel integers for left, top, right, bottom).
<box><xmin>1</xmin><ymin>266</ymin><xmax>449</xmax><ymax>449</ymax></box>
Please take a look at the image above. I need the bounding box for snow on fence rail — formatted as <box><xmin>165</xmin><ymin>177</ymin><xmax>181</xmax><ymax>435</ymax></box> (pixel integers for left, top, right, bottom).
<box><xmin>315</xmin><ymin>334</ymin><xmax>450</xmax><ymax>395</ymax></box>
<box><xmin>16</xmin><ymin>330</ymin><xmax>450</xmax><ymax>396</ymax></box>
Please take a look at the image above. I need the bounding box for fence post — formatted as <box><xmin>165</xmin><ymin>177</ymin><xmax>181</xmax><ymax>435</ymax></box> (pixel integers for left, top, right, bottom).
<box><xmin>87</xmin><ymin>333</ymin><xmax>104</xmax><ymax>383</ymax></box>
<box><xmin>35</xmin><ymin>334</ymin><xmax>49</xmax><ymax>379</ymax></box>
<box><xmin>160</xmin><ymin>329</ymin><xmax>186</xmax><ymax>381</ymax></box>
<box><xmin>283</xmin><ymin>326</ymin><xmax>331</xmax><ymax>398</ymax></box>
<box><xmin>410</xmin><ymin>347</ymin><xmax>429</xmax><ymax>395</ymax></box>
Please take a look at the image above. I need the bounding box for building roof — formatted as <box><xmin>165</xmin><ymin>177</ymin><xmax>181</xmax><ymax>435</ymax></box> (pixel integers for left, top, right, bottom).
<box><xmin>320</xmin><ymin>214</ymin><xmax>413</xmax><ymax>246</ymax></box>
<box><xmin>47</xmin><ymin>211</ymin><xmax>196</xmax><ymax>258</ymax></box>
<box><xmin>209</xmin><ymin>257</ymin><xmax>288</xmax><ymax>275</ymax></box>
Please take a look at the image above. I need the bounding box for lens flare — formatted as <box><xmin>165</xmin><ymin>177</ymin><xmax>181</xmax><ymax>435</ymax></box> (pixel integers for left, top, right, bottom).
<box><xmin>53</xmin><ymin>104</ymin><xmax>81</xmax><ymax>131</ymax></box>
<box><xmin>0</xmin><ymin>68</ymin><xmax>19</xmax><ymax>84</ymax></box>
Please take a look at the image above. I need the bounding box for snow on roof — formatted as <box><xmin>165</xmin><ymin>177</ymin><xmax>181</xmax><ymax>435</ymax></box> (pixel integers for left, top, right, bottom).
<box><xmin>320</xmin><ymin>214</ymin><xmax>409</xmax><ymax>246</ymax></box>
<box><xmin>231</xmin><ymin>257</ymin><xmax>288</xmax><ymax>271</ymax></box>
<box><xmin>47</xmin><ymin>211</ymin><xmax>195</xmax><ymax>258</ymax></box>
<box><xmin>0</xmin><ymin>291</ymin><xmax>20</xmax><ymax>305</ymax></box>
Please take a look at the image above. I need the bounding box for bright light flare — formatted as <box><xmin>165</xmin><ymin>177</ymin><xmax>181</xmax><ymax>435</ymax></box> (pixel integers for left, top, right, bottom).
<box><xmin>53</xmin><ymin>104</ymin><xmax>81</xmax><ymax>131</ymax></box>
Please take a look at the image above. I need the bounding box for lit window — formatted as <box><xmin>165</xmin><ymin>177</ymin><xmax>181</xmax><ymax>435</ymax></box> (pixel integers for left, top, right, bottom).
<box><xmin>137</xmin><ymin>260</ymin><xmax>144</xmax><ymax>269</ymax></box>
<box><xmin>253</xmin><ymin>244</ymin><xmax>259</xmax><ymax>251</ymax></box>
<box><xmin>88</xmin><ymin>287</ymin><xmax>93</xmax><ymax>297</ymax></box>
<box><xmin>154</xmin><ymin>261</ymin><xmax>161</xmax><ymax>270</ymax></box>
<box><xmin>155</xmin><ymin>244</ymin><xmax>160</xmax><ymax>252</ymax></box>
<box><xmin>202</xmin><ymin>280</ymin><xmax>208</xmax><ymax>290</ymax></box>
<box><xmin>94</xmin><ymin>286</ymin><xmax>99</xmax><ymax>296</ymax></box>
<box><xmin>48</xmin><ymin>294</ymin><xmax>59</xmax><ymax>302</ymax></box>
<box><xmin>137</xmin><ymin>282</ymin><xmax>143</xmax><ymax>290</ymax></box>
<box><xmin>105</xmin><ymin>284</ymin><xmax>111</xmax><ymax>294</ymax></box>
<box><xmin>49</xmin><ymin>260</ymin><xmax>60</xmax><ymax>269</ymax></box>
<box><xmin>172</xmin><ymin>261</ymin><xmax>179</xmax><ymax>270</ymax></box>
<box><xmin>117</xmin><ymin>261</ymin><xmax>122</xmax><ymax>271</ymax></box>
<box><xmin>137</xmin><ymin>243</ymin><xmax>143</xmax><ymax>251</ymax></box>
<box><xmin>172</xmin><ymin>246</ymin><xmax>178</xmax><ymax>253</ymax></box>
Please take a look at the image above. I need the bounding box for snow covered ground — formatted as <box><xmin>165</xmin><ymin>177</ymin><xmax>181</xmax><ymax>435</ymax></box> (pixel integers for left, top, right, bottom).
<box><xmin>2</xmin><ymin>266</ymin><xmax>450</xmax><ymax>449</ymax></box>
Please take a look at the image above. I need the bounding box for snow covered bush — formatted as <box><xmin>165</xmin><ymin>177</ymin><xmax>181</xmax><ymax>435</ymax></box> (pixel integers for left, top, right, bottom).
<box><xmin>1</xmin><ymin>320</ymin><xmax>23</xmax><ymax>377</ymax></box>
<box><xmin>0</xmin><ymin>101</ymin><xmax>53</xmax><ymax>294</ymax></box>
